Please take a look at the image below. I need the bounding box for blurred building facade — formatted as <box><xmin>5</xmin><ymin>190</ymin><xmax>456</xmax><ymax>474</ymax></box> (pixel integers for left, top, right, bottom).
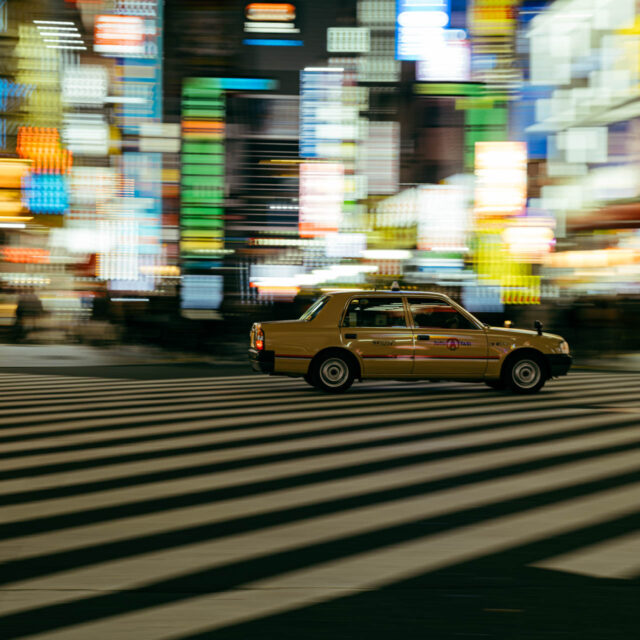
<box><xmin>0</xmin><ymin>0</ymin><xmax>638</xmax><ymax>348</ymax></box>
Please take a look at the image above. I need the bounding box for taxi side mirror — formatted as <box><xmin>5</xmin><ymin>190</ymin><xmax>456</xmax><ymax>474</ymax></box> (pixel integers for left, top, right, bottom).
<box><xmin>534</xmin><ymin>320</ymin><xmax>543</xmax><ymax>336</ymax></box>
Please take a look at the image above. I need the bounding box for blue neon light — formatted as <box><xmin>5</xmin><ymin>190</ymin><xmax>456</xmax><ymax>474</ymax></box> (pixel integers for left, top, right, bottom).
<box><xmin>218</xmin><ymin>78</ymin><xmax>278</xmax><ymax>90</ymax></box>
<box><xmin>243</xmin><ymin>39</ymin><xmax>303</xmax><ymax>47</ymax></box>
<box><xmin>22</xmin><ymin>173</ymin><xmax>69</xmax><ymax>214</ymax></box>
<box><xmin>184</xmin><ymin>77</ymin><xmax>278</xmax><ymax>91</ymax></box>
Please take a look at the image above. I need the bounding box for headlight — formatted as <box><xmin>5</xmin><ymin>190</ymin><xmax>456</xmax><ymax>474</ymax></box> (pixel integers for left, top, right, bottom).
<box><xmin>559</xmin><ymin>340</ymin><xmax>570</xmax><ymax>354</ymax></box>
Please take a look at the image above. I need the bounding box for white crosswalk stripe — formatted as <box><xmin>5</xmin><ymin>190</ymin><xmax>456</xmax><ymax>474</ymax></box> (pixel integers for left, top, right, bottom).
<box><xmin>0</xmin><ymin>370</ymin><xmax>639</xmax><ymax>639</ymax></box>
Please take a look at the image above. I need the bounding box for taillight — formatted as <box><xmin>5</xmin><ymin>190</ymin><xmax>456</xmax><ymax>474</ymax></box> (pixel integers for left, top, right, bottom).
<box><xmin>255</xmin><ymin>326</ymin><xmax>264</xmax><ymax>351</ymax></box>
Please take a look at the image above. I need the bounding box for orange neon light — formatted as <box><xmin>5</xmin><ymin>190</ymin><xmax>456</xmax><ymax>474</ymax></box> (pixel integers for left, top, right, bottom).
<box><xmin>182</xmin><ymin>121</ymin><xmax>225</xmax><ymax>131</ymax></box>
<box><xmin>17</xmin><ymin>127</ymin><xmax>73</xmax><ymax>175</ymax></box>
<box><xmin>246</xmin><ymin>3</ymin><xmax>295</xmax><ymax>21</ymax></box>
<box><xmin>2</xmin><ymin>247</ymin><xmax>50</xmax><ymax>264</ymax></box>
<box><xmin>94</xmin><ymin>14</ymin><xmax>144</xmax><ymax>51</ymax></box>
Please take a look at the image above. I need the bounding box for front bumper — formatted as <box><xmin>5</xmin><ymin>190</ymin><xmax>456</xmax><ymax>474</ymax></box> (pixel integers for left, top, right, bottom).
<box><xmin>545</xmin><ymin>353</ymin><xmax>572</xmax><ymax>377</ymax></box>
<box><xmin>248</xmin><ymin>348</ymin><xmax>275</xmax><ymax>374</ymax></box>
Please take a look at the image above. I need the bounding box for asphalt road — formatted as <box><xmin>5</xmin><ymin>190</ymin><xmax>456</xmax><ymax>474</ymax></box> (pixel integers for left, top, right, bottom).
<box><xmin>1</xmin><ymin>369</ymin><xmax>640</xmax><ymax>639</ymax></box>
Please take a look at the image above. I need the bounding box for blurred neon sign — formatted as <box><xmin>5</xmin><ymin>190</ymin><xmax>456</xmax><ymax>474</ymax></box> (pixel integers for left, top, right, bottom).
<box><xmin>17</xmin><ymin>127</ymin><xmax>73</xmax><ymax>174</ymax></box>
<box><xmin>94</xmin><ymin>15</ymin><xmax>144</xmax><ymax>56</ymax></box>
<box><xmin>469</xmin><ymin>0</ymin><xmax>518</xmax><ymax>36</ymax></box>
<box><xmin>246</xmin><ymin>3</ymin><xmax>295</xmax><ymax>21</ymax></box>
<box><xmin>474</xmin><ymin>141</ymin><xmax>527</xmax><ymax>218</ymax></box>
<box><xmin>299</xmin><ymin>162</ymin><xmax>343</xmax><ymax>238</ymax></box>
<box><xmin>300</xmin><ymin>67</ymin><xmax>343</xmax><ymax>159</ymax></box>
<box><xmin>244</xmin><ymin>3</ymin><xmax>300</xmax><ymax>39</ymax></box>
<box><xmin>22</xmin><ymin>173</ymin><xmax>69</xmax><ymax>214</ymax></box>
<box><xmin>396</xmin><ymin>0</ymin><xmax>450</xmax><ymax>60</ymax></box>
<box><xmin>3</xmin><ymin>247</ymin><xmax>50</xmax><ymax>264</ymax></box>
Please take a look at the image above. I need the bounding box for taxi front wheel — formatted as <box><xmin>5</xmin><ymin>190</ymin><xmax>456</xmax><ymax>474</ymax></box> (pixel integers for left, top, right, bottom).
<box><xmin>506</xmin><ymin>354</ymin><xmax>546</xmax><ymax>394</ymax></box>
<box><xmin>311</xmin><ymin>353</ymin><xmax>355</xmax><ymax>393</ymax></box>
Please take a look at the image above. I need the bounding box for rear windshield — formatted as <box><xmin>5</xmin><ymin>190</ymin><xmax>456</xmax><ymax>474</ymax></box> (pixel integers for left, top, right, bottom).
<box><xmin>299</xmin><ymin>295</ymin><xmax>330</xmax><ymax>321</ymax></box>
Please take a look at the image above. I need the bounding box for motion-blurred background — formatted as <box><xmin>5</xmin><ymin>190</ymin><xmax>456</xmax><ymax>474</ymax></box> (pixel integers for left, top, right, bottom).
<box><xmin>0</xmin><ymin>0</ymin><xmax>638</xmax><ymax>358</ymax></box>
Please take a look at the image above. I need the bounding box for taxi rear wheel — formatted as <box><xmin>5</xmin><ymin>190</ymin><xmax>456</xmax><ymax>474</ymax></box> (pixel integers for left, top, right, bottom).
<box><xmin>311</xmin><ymin>353</ymin><xmax>355</xmax><ymax>393</ymax></box>
<box><xmin>506</xmin><ymin>354</ymin><xmax>546</xmax><ymax>394</ymax></box>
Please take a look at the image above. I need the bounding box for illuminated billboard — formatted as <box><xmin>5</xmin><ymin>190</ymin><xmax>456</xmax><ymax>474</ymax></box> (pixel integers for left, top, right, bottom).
<box><xmin>358</xmin><ymin>121</ymin><xmax>399</xmax><ymax>195</ymax></box>
<box><xmin>474</xmin><ymin>142</ymin><xmax>527</xmax><ymax>218</ymax></box>
<box><xmin>300</xmin><ymin>68</ymin><xmax>343</xmax><ymax>159</ymax></box>
<box><xmin>243</xmin><ymin>2</ymin><xmax>302</xmax><ymax>44</ymax></box>
<box><xmin>416</xmin><ymin>36</ymin><xmax>470</xmax><ymax>82</ymax></box>
<box><xmin>417</xmin><ymin>184</ymin><xmax>469</xmax><ymax>252</ymax></box>
<box><xmin>94</xmin><ymin>15</ymin><xmax>145</xmax><ymax>56</ymax></box>
<box><xmin>469</xmin><ymin>0</ymin><xmax>518</xmax><ymax>37</ymax></box>
<box><xmin>244</xmin><ymin>2</ymin><xmax>299</xmax><ymax>33</ymax></box>
<box><xmin>396</xmin><ymin>0</ymin><xmax>450</xmax><ymax>60</ymax></box>
<box><xmin>299</xmin><ymin>162</ymin><xmax>343</xmax><ymax>238</ymax></box>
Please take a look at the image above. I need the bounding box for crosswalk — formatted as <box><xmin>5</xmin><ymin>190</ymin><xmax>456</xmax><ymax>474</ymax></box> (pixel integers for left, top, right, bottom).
<box><xmin>1</xmin><ymin>370</ymin><xmax>640</xmax><ymax>639</ymax></box>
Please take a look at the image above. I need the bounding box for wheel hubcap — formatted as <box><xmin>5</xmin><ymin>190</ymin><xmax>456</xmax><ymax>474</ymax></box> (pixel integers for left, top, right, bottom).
<box><xmin>512</xmin><ymin>359</ymin><xmax>541</xmax><ymax>389</ymax></box>
<box><xmin>320</xmin><ymin>358</ymin><xmax>349</xmax><ymax>387</ymax></box>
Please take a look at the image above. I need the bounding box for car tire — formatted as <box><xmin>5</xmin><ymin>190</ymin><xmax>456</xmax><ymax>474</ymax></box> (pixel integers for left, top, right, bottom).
<box><xmin>485</xmin><ymin>379</ymin><xmax>506</xmax><ymax>391</ymax></box>
<box><xmin>506</xmin><ymin>354</ymin><xmax>546</xmax><ymax>394</ymax></box>
<box><xmin>311</xmin><ymin>353</ymin><xmax>355</xmax><ymax>393</ymax></box>
<box><xmin>303</xmin><ymin>372</ymin><xmax>316</xmax><ymax>388</ymax></box>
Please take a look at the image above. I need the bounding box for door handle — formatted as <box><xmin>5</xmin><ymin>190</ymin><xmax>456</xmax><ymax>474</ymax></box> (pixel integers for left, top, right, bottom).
<box><xmin>417</xmin><ymin>334</ymin><xmax>430</xmax><ymax>341</ymax></box>
<box><xmin>345</xmin><ymin>333</ymin><xmax>357</xmax><ymax>339</ymax></box>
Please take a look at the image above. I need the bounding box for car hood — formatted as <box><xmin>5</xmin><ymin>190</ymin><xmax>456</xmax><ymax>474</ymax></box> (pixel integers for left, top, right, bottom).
<box><xmin>488</xmin><ymin>326</ymin><xmax>563</xmax><ymax>341</ymax></box>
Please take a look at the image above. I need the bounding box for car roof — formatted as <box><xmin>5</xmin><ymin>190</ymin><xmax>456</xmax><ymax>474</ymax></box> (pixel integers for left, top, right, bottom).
<box><xmin>323</xmin><ymin>290</ymin><xmax>452</xmax><ymax>299</ymax></box>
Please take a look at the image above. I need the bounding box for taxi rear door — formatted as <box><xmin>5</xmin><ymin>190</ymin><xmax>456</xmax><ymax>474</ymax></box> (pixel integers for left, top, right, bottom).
<box><xmin>407</xmin><ymin>296</ymin><xmax>489</xmax><ymax>378</ymax></box>
<box><xmin>340</xmin><ymin>295</ymin><xmax>413</xmax><ymax>376</ymax></box>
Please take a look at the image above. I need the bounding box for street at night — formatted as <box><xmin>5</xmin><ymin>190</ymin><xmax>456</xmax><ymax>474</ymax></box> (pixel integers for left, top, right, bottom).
<box><xmin>1</xmin><ymin>367</ymin><xmax>640</xmax><ymax>639</ymax></box>
<box><xmin>2</xmin><ymin>0</ymin><xmax>640</xmax><ymax>637</ymax></box>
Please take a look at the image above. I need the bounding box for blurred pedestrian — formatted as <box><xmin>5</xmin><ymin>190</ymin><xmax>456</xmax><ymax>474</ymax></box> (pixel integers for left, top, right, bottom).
<box><xmin>12</xmin><ymin>289</ymin><xmax>44</xmax><ymax>342</ymax></box>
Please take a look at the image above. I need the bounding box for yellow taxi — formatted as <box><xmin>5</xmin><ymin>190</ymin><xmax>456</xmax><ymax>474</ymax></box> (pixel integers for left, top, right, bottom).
<box><xmin>249</xmin><ymin>289</ymin><xmax>572</xmax><ymax>394</ymax></box>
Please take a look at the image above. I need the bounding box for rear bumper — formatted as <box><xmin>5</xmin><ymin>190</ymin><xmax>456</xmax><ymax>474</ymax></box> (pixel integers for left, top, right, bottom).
<box><xmin>248</xmin><ymin>348</ymin><xmax>275</xmax><ymax>374</ymax></box>
<box><xmin>545</xmin><ymin>353</ymin><xmax>572</xmax><ymax>377</ymax></box>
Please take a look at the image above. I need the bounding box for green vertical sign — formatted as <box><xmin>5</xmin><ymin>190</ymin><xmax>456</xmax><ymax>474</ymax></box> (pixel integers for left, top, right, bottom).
<box><xmin>180</xmin><ymin>78</ymin><xmax>226</xmax><ymax>265</ymax></box>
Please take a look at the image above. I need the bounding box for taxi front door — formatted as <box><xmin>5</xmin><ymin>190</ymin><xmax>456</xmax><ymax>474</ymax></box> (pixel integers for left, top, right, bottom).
<box><xmin>407</xmin><ymin>297</ymin><xmax>489</xmax><ymax>378</ymax></box>
<box><xmin>340</xmin><ymin>296</ymin><xmax>414</xmax><ymax>377</ymax></box>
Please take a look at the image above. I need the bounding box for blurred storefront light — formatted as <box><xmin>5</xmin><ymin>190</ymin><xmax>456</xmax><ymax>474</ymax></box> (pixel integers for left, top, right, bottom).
<box><xmin>62</xmin><ymin>66</ymin><xmax>108</xmax><ymax>106</ymax></box>
<box><xmin>468</xmin><ymin>0</ymin><xmax>518</xmax><ymax>37</ymax></box>
<box><xmin>181</xmin><ymin>274</ymin><xmax>224</xmax><ymax>311</ymax></box>
<box><xmin>2</xmin><ymin>247</ymin><xmax>50</xmax><ymax>264</ymax></box>
<box><xmin>243</xmin><ymin>2</ymin><xmax>301</xmax><ymax>43</ymax></box>
<box><xmin>324</xmin><ymin>233</ymin><xmax>367</xmax><ymax>258</ymax></box>
<box><xmin>22</xmin><ymin>174</ymin><xmax>69</xmax><ymax>215</ymax></box>
<box><xmin>417</xmin><ymin>184</ymin><xmax>470</xmax><ymax>253</ymax></box>
<box><xmin>357</xmin><ymin>121</ymin><xmax>399</xmax><ymax>195</ymax></box>
<box><xmin>396</xmin><ymin>0</ymin><xmax>450</xmax><ymax>60</ymax></box>
<box><xmin>94</xmin><ymin>15</ymin><xmax>145</xmax><ymax>56</ymax></box>
<box><xmin>502</xmin><ymin>224</ymin><xmax>555</xmax><ymax>263</ymax></box>
<box><xmin>546</xmin><ymin>248</ymin><xmax>637</xmax><ymax>269</ymax></box>
<box><xmin>474</xmin><ymin>141</ymin><xmax>527</xmax><ymax>218</ymax></box>
<box><xmin>416</xmin><ymin>35</ymin><xmax>470</xmax><ymax>82</ymax></box>
<box><xmin>300</xmin><ymin>67</ymin><xmax>344</xmax><ymax>159</ymax></box>
<box><xmin>327</xmin><ymin>27</ymin><xmax>370</xmax><ymax>53</ymax></box>
<box><xmin>299</xmin><ymin>162</ymin><xmax>344</xmax><ymax>238</ymax></box>
<box><xmin>63</xmin><ymin>117</ymin><xmax>110</xmax><ymax>156</ymax></box>
<box><xmin>555</xmin><ymin>127</ymin><xmax>608</xmax><ymax>164</ymax></box>
<box><xmin>361</xmin><ymin>249</ymin><xmax>411</xmax><ymax>260</ymax></box>
<box><xmin>17</xmin><ymin>127</ymin><xmax>73</xmax><ymax>174</ymax></box>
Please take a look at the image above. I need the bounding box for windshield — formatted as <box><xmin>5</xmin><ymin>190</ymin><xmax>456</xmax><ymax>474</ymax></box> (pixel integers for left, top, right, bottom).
<box><xmin>299</xmin><ymin>295</ymin><xmax>330</xmax><ymax>321</ymax></box>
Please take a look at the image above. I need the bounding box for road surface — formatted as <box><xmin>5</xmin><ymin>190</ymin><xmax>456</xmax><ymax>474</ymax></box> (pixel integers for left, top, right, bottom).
<box><xmin>1</xmin><ymin>369</ymin><xmax>639</xmax><ymax>639</ymax></box>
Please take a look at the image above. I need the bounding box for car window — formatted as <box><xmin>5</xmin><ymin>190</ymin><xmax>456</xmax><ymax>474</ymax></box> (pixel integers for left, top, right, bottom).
<box><xmin>343</xmin><ymin>297</ymin><xmax>407</xmax><ymax>328</ymax></box>
<box><xmin>408</xmin><ymin>298</ymin><xmax>476</xmax><ymax>330</ymax></box>
<box><xmin>299</xmin><ymin>295</ymin><xmax>329</xmax><ymax>321</ymax></box>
